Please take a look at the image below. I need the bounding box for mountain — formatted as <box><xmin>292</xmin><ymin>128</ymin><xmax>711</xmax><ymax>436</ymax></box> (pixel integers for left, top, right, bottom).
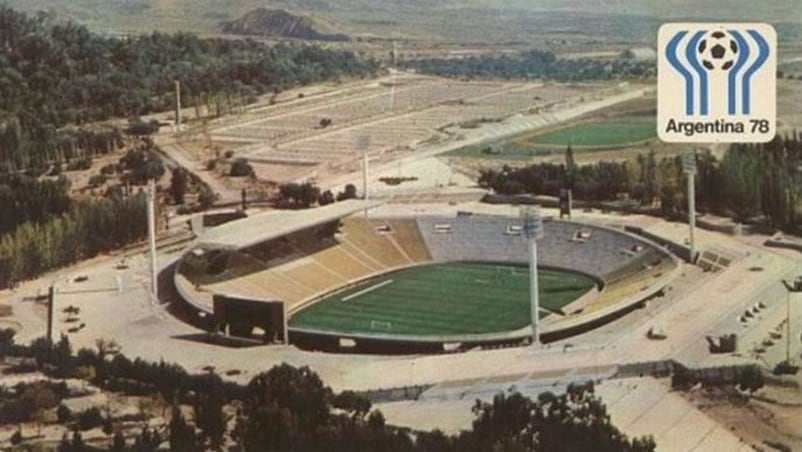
<box><xmin>220</xmin><ymin>8</ymin><xmax>350</xmax><ymax>41</ymax></box>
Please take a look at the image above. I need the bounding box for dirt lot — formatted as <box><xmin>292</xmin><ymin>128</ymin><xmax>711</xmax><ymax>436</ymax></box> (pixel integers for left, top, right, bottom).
<box><xmin>681</xmin><ymin>382</ymin><xmax>802</xmax><ymax>451</ymax></box>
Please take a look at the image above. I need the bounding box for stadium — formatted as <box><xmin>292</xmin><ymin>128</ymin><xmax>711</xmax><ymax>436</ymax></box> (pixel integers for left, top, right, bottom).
<box><xmin>173</xmin><ymin>200</ymin><xmax>679</xmax><ymax>353</ymax></box>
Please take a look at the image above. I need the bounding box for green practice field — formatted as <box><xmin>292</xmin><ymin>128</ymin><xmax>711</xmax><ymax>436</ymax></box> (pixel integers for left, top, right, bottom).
<box><xmin>288</xmin><ymin>262</ymin><xmax>596</xmax><ymax>337</ymax></box>
<box><xmin>526</xmin><ymin>117</ymin><xmax>656</xmax><ymax>147</ymax></box>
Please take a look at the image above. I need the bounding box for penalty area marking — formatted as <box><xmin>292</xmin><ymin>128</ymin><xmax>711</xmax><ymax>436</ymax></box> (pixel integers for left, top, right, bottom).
<box><xmin>341</xmin><ymin>279</ymin><xmax>395</xmax><ymax>302</ymax></box>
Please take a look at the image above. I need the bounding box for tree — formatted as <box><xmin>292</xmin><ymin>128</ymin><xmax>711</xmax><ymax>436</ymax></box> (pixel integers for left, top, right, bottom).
<box><xmin>235</xmin><ymin>364</ymin><xmax>333</xmax><ymax>451</ymax></box>
<box><xmin>564</xmin><ymin>144</ymin><xmax>575</xmax><ymax>190</ymax></box>
<box><xmin>170</xmin><ymin>168</ymin><xmax>188</xmax><ymax>204</ymax></box>
<box><xmin>737</xmin><ymin>366</ymin><xmax>764</xmax><ymax>393</ymax></box>
<box><xmin>111</xmin><ymin>431</ymin><xmax>126</xmax><ymax>451</ymax></box>
<box><xmin>332</xmin><ymin>390</ymin><xmax>371</xmax><ymax>420</ymax></box>
<box><xmin>19</xmin><ymin>382</ymin><xmax>57</xmax><ymax>431</ymax></box>
<box><xmin>318</xmin><ymin>189</ymin><xmax>335</xmax><ymax>206</ymax></box>
<box><xmin>230</xmin><ymin>158</ymin><xmax>253</xmax><ymax>177</ymax></box>
<box><xmin>193</xmin><ymin>373</ymin><xmax>228</xmax><ymax>451</ymax></box>
<box><xmin>337</xmin><ymin>184</ymin><xmax>358</xmax><ymax>201</ymax></box>
<box><xmin>10</xmin><ymin>428</ymin><xmax>22</xmax><ymax>445</ymax></box>
<box><xmin>278</xmin><ymin>182</ymin><xmax>320</xmax><ymax>209</ymax></box>
<box><xmin>53</xmin><ymin>333</ymin><xmax>74</xmax><ymax>377</ymax></box>
<box><xmin>198</xmin><ymin>187</ymin><xmax>216</xmax><ymax>210</ymax></box>
<box><xmin>463</xmin><ymin>383</ymin><xmax>656</xmax><ymax>452</ymax></box>
<box><xmin>170</xmin><ymin>405</ymin><xmax>198</xmax><ymax>452</ymax></box>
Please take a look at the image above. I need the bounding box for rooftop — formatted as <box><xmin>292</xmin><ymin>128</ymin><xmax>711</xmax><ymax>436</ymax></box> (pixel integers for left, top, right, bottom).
<box><xmin>195</xmin><ymin>199</ymin><xmax>381</xmax><ymax>250</ymax></box>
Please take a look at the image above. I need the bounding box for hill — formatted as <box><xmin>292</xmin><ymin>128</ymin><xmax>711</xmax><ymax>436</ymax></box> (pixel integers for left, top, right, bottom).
<box><xmin>220</xmin><ymin>8</ymin><xmax>350</xmax><ymax>41</ymax></box>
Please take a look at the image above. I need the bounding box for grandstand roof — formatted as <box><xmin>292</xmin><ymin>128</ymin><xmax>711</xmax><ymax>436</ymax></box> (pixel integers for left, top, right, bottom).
<box><xmin>196</xmin><ymin>200</ymin><xmax>382</xmax><ymax>250</ymax></box>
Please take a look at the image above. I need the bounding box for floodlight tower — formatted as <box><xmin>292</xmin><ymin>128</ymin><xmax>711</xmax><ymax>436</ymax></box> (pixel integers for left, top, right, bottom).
<box><xmin>357</xmin><ymin>135</ymin><xmax>371</xmax><ymax>217</ymax></box>
<box><xmin>174</xmin><ymin>80</ymin><xmax>182</xmax><ymax>132</ymax></box>
<box><xmin>683</xmin><ymin>151</ymin><xmax>697</xmax><ymax>262</ymax></box>
<box><xmin>146</xmin><ymin>179</ymin><xmax>158</xmax><ymax>302</ymax></box>
<box><xmin>522</xmin><ymin>206</ymin><xmax>544</xmax><ymax>346</ymax></box>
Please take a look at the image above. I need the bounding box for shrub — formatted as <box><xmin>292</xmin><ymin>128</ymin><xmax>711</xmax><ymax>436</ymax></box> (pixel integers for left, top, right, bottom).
<box><xmin>77</xmin><ymin>407</ymin><xmax>104</xmax><ymax>431</ymax></box>
<box><xmin>125</xmin><ymin>120</ymin><xmax>160</xmax><ymax>136</ymax></box>
<box><xmin>88</xmin><ymin>174</ymin><xmax>108</xmax><ymax>188</ymax></box>
<box><xmin>57</xmin><ymin>404</ymin><xmax>73</xmax><ymax>423</ymax></box>
<box><xmin>198</xmin><ymin>188</ymin><xmax>216</xmax><ymax>210</ymax></box>
<box><xmin>10</xmin><ymin>429</ymin><xmax>22</xmax><ymax>445</ymax></box>
<box><xmin>100</xmin><ymin>164</ymin><xmax>117</xmax><ymax>175</ymax></box>
<box><xmin>66</xmin><ymin>157</ymin><xmax>93</xmax><ymax>171</ymax></box>
<box><xmin>772</xmin><ymin>360</ymin><xmax>800</xmax><ymax>376</ymax></box>
<box><xmin>230</xmin><ymin>158</ymin><xmax>253</xmax><ymax>177</ymax></box>
<box><xmin>737</xmin><ymin>366</ymin><xmax>764</xmax><ymax>393</ymax></box>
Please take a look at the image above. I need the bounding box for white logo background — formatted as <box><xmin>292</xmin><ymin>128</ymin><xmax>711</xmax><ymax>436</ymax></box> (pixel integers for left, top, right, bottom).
<box><xmin>658</xmin><ymin>23</ymin><xmax>776</xmax><ymax>143</ymax></box>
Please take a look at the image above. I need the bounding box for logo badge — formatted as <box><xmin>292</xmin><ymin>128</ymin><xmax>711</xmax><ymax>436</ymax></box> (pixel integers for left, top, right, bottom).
<box><xmin>658</xmin><ymin>23</ymin><xmax>776</xmax><ymax>143</ymax></box>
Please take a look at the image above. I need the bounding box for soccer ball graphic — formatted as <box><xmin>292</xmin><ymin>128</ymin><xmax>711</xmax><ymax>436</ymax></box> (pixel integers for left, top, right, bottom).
<box><xmin>697</xmin><ymin>30</ymin><xmax>738</xmax><ymax>71</ymax></box>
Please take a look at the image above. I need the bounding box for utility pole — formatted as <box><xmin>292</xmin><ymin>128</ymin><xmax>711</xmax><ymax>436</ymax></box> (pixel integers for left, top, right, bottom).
<box><xmin>146</xmin><ymin>180</ymin><xmax>158</xmax><ymax>302</ymax></box>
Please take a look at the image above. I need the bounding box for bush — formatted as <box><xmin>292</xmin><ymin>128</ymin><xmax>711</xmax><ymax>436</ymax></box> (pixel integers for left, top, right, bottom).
<box><xmin>77</xmin><ymin>407</ymin><xmax>104</xmax><ymax>430</ymax></box>
<box><xmin>230</xmin><ymin>158</ymin><xmax>253</xmax><ymax>177</ymax></box>
<box><xmin>737</xmin><ymin>366</ymin><xmax>764</xmax><ymax>393</ymax></box>
<box><xmin>88</xmin><ymin>174</ymin><xmax>108</xmax><ymax>188</ymax></box>
<box><xmin>198</xmin><ymin>188</ymin><xmax>216</xmax><ymax>210</ymax></box>
<box><xmin>125</xmin><ymin>120</ymin><xmax>160</xmax><ymax>136</ymax></box>
<box><xmin>336</xmin><ymin>184</ymin><xmax>358</xmax><ymax>201</ymax></box>
<box><xmin>10</xmin><ymin>429</ymin><xmax>22</xmax><ymax>445</ymax></box>
<box><xmin>772</xmin><ymin>360</ymin><xmax>800</xmax><ymax>376</ymax></box>
<box><xmin>57</xmin><ymin>404</ymin><xmax>73</xmax><ymax>423</ymax></box>
<box><xmin>224</xmin><ymin>150</ymin><xmax>234</xmax><ymax>159</ymax></box>
<box><xmin>100</xmin><ymin>164</ymin><xmax>118</xmax><ymax>175</ymax></box>
<box><xmin>66</xmin><ymin>157</ymin><xmax>93</xmax><ymax>171</ymax></box>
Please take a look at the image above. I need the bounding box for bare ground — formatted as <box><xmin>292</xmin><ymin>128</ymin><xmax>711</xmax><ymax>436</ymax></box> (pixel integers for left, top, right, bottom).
<box><xmin>681</xmin><ymin>382</ymin><xmax>802</xmax><ymax>451</ymax></box>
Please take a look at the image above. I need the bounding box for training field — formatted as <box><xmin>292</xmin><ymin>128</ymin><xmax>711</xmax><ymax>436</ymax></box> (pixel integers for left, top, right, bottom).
<box><xmin>288</xmin><ymin>262</ymin><xmax>596</xmax><ymax>337</ymax></box>
<box><xmin>526</xmin><ymin>117</ymin><xmax>655</xmax><ymax>147</ymax></box>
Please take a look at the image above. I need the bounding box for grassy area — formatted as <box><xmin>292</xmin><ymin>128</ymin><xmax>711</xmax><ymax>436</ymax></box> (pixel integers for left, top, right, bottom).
<box><xmin>288</xmin><ymin>262</ymin><xmax>595</xmax><ymax>336</ymax></box>
<box><xmin>526</xmin><ymin>117</ymin><xmax>656</xmax><ymax>147</ymax></box>
<box><xmin>446</xmin><ymin>116</ymin><xmax>657</xmax><ymax>160</ymax></box>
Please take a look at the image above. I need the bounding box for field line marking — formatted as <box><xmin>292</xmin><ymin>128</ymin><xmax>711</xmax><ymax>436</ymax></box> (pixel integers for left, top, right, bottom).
<box><xmin>342</xmin><ymin>279</ymin><xmax>395</xmax><ymax>302</ymax></box>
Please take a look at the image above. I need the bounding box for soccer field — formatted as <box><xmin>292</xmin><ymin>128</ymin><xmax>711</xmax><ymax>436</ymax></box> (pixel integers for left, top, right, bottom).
<box><xmin>288</xmin><ymin>262</ymin><xmax>596</xmax><ymax>337</ymax></box>
<box><xmin>526</xmin><ymin>117</ymin><xmax>656</xmax><ymax>147</ymax></box>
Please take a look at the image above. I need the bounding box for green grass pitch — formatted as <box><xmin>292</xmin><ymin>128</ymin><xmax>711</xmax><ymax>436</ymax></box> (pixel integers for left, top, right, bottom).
<box><xmin>288</xmin><ymin>262</ymin><xmax>596</xmax><ymax>336</ymax></box>
<box><xmin>527</xmin><ymin>117</ymin><xmax>656</xmax><ymax>147</ymax></box>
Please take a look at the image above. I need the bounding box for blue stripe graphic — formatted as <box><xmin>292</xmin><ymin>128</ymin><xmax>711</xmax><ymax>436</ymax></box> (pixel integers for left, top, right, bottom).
<box><xmin>685</xmin><ymin>31</ymin><xmax>709</xmax><ymax>116</ymax></box>
<box><xmin>665</xmin><ymin>31</ymin><xmax>694</xmax><ymax>115</ymax></box>
<box><xmin>728</xmin><ymin>30</ymin><xmax>750</xmax><ymax>115</ymax></box>
<box><xmin>741</xmin><ymin>29</ymin><xmax>770</xmax><ymax>115</ymax></box>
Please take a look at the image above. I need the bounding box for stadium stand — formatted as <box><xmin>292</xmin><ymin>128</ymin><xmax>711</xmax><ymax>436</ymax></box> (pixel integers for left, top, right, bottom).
<box><xmin>338</xmin><ymin>218</ymin><xmax>412</xmax><ymax>268</ymax></box>
<box><xmin>176</xmin><ymin>209</ymin><xmax>678</xmax><ymax>347</ymax></box>
<box><xmin>416</xmin><ymin>216</ymin><xmax>650</xmax><ymax>278</ymax></box>
<box><xmin>384</xmin><ymin>219</ymin><xmax>433</xmax><ymax>263</ymax></box>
